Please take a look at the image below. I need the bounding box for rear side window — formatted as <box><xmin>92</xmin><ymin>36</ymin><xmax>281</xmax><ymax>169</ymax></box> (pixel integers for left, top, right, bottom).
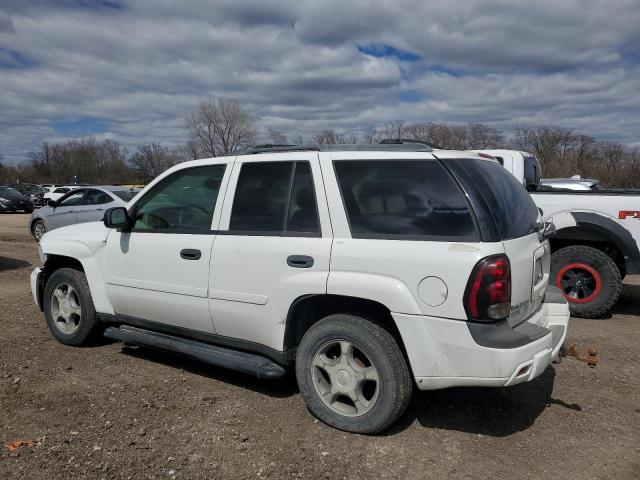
<box><xmin>84</xmin><ymin>189</ymin><xmax>113</xmax><ymax>205</ymax></box>
<box><xmin>333</xmin><ymin>160</ymin><xmax>477</xmax><ymax>240</ymax></box>
<box><xmin>230</xmin><ymin>161</ymin><xmax>320</xmax><ymax>235</ymax></box>
<box><xmin>445</xmin><ymin>158</ymin><xmax>539</xmax><ymax>240</ymax></box>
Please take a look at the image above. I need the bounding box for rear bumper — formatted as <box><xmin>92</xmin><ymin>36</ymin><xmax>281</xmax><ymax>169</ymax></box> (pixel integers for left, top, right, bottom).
<box><xmin>393</xmin><ymin>292</ymin><xmax>569</xmax><ymax>390</ymax></box>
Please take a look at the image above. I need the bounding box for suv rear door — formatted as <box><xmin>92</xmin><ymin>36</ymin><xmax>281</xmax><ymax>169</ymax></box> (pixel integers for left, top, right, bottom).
<box><xmin>209</xmin><ymin>153</ymin><xmax>333</xmax><ymax>351</ymax></box>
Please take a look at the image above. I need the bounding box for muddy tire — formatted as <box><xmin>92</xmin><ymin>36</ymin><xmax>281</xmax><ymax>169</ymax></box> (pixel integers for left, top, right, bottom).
<box><xmin>295</xmin><ymin>314</ymin><xmax>412</xmax><ymax>434</ymax></box>
<box><xmin>43</xmin><ymin>268</ymin><xmax>102</xmax><ymax>346</ymax></box>
<box><xmin>550</xmin><ymin>245</ymin><xmax>621</xmax><ymax>318</ymax></box>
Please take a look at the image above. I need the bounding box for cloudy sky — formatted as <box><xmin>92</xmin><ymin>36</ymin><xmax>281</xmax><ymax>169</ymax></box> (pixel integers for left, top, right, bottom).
<box><xmin>1</xmin><ymin>0</ymin><xmax>639</xmax><ymax>163</ymax></box>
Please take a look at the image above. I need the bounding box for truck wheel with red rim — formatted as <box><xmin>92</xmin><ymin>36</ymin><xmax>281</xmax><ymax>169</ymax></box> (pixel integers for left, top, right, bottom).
<box><xmin>550</xmin><ymin>245</ymin><xmax>621</xmax><ymax>318</ymax></box>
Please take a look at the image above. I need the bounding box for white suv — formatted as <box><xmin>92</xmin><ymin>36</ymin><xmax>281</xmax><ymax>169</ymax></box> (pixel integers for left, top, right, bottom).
<box><xmin>30</xmin><ymin>143</ymin><xmax>569</xmax><ymax>433</ymax></box>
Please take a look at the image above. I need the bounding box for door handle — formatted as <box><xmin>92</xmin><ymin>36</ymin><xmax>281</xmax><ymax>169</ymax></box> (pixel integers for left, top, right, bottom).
<box><xmin>96</xmin><ymin>208</ymin><xmax>104</xmax><ymax>211</ymax></box>
<box><xmin>287</xmin><ymin>255</ymin><xmax>314</xmax><ymax>268</ymax></box>
<box><xmin>180</xmin><ymin>249</ymin><xmax>201</xmax><ymax>260</ymax></box>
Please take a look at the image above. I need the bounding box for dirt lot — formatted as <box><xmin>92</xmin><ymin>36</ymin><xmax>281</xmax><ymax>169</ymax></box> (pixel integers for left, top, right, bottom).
<box><xmin>1</xmin><ymin>213</ymin><xmax>638</xmax><ymax>480</ymax></box>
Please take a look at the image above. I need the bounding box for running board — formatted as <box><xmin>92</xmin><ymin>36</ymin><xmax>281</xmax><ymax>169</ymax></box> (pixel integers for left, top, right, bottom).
<box><xmin>104</xmin><ymin>325</ymin><xmax>286</xmax><ymax>379</ymax></box>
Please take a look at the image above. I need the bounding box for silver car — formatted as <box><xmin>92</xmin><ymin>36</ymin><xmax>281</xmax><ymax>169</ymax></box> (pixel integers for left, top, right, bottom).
<box><xmin>29</xmin><ymin>186</ymin><xmax>139</xmax><ymax>240</ymax></box>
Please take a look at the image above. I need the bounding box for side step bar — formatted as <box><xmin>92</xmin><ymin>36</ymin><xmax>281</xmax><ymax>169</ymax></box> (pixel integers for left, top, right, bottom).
<box><xmin>104</xmin><ymin>325</ymin><xmax>286</xmax><ymax>379</ymax></box>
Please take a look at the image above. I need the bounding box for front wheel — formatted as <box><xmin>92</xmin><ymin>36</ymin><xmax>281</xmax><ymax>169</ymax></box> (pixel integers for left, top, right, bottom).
<box><xmin>43</xmin><ymin>268</ymin><xmax>102</xmax><ymax>346</ymax></box>
<box><xmin>550</xmin><ymin>245</ymin><xmax>622</xmax><ymax>318</ymax></box>
<box><xmin>32</xmin><ymin>220</ymin><xmax>47</xmax><ymax>241</ymax></box>
<box><xmin>295</xmin><ymin>314</ymin><xmax>412</xmax><ymax>434</ymax></box>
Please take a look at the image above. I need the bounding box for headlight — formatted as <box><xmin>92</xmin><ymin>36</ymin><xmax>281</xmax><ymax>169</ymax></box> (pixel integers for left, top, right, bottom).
<box><xmin>0</xmin><ymin>197</ymin><xmax>9</xmax><ymax>204</ymax></box>
<box><xmin>38</xmin><ymin>244</ymin><xmax>47</xmax><ymax>264</ymax></box>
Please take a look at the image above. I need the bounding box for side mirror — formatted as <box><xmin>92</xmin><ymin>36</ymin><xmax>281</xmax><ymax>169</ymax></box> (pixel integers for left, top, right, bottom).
<box><xmin>47</xmin><ymin>199</ymin><xmax>57</xmax><ymax>207</ymax></box>
<box><xmin>537</xmin><ymin>207</ymin><xmax>544</xmax><ymax>217</ymax></box>
<box><xmin>103</xmin><ymin>207</ymin><xmax>130</xmax><ymax>230</ymax></box>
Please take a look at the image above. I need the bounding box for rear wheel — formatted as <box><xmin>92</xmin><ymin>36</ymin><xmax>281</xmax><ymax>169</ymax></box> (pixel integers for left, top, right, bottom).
<box><xmin>550</xmin><ymin>245</ymin><xmax>621</xmax><ymax>318</ymax></box>
<box><xmin>43</xmin><ymin>268</ymin><xmax>102</xmax><ymax>345</ymax></box>
<box><xmin>295</xmin><ymin>314</ymin><xmax>412</xmax><ymax>434</ymax></box>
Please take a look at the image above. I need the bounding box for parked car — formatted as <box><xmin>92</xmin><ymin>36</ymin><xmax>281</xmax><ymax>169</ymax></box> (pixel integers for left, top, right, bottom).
<box><xmin>541</xmin><ymin>176</ymin><xmax>601</xmax><ymax>191</ymax></box>
<box><xmin>29</xmin><ymin>186</ymin><xmax>140</xmax><ymax>240</ymax></box>
<box><xmin>31</xmin><ymin>143</ymin><xmax>569</xmax><ymax>434</ymax></box>
<box><xmin>43</xmin><ymin>185</ymin><xmax>80</xmax><ymax>203</ymax></box>
<box><xmin>0</xmin><ymin>186</ymin><xmax>34</xmax><ymax>213</ymax></box>
<box><xmin>477</xmin><ymin>149</ymin><xmax>640</xmax><ymax>318</ymax></box>
<box><xmin>10</xmin><ymin>183</ymin><xmax>47</xmax><ymax>206</ymax></box>
<box><xmin>41</xmin><ymin>184</ymin><xmax>60</xmax><ymax>193</ymax></box>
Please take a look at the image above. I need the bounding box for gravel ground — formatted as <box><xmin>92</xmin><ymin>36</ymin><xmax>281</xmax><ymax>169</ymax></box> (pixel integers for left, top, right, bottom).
<box><xmin>1</xmin><ymin>213</ymin><xmax>639</xmax><ymax>479</ymax></box>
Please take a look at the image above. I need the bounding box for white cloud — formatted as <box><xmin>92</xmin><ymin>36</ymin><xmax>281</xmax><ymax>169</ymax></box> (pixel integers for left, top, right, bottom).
<box><xmin>0</xmin><ymin>0</ymin><xmax>638</xmax><ymax>163</ymax></box>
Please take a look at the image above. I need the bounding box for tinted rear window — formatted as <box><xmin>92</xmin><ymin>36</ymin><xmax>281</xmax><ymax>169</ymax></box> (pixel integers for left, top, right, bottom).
<box><xmin>333</xmin><ymin>160</ymin><xmax>477</xmax><ymax>240</ymax></box>
<box><xmin>445</xmin><ymin>158</ymin><xmax>539</xmax><ymax>240</ymax></box>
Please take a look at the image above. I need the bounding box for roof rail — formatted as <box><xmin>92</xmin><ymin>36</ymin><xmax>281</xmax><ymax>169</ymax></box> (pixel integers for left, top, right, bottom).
<box><xmin>240</xmin><ymin>142</ymin><xmax>434</xmax><ymax>155</ymax></box>
<box><xmin>380</xmin><ymin>138</ymin><xmax>443</xmax><ymax>149</ymax></box>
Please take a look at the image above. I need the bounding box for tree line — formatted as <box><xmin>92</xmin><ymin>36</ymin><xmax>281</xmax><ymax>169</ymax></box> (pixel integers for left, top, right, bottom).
<box><xmin>1</xmin><ymin>98</ymin><xmax>638</xmax><ymax>188</ymax></box>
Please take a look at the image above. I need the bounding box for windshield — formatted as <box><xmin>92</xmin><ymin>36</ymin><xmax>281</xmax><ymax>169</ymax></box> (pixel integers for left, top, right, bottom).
<box><xmin>0</xmin><ymin>187</ymin><xmax>21</xmax><ymax>196</ymax></box>
<box><xmin>112</xmin><ymin>190</ymin><xmax>138</xmax><ymax>202</ymax></box>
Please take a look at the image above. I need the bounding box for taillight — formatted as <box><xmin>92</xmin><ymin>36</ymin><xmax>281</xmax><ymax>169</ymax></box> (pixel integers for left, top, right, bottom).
<box><xmin>464</xmin><ymin>254</ymin><xmax>511</xmax><ymax>322</ymax></box>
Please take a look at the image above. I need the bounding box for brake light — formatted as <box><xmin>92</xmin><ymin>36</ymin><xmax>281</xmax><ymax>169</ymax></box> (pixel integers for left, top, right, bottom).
<box><xmin>464</xmin><ymin>254</ymin><xmax>511</xmax><ymax>322</ymax></box>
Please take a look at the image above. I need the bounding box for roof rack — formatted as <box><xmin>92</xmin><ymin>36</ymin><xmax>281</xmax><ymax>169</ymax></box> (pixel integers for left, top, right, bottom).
<box><xmin>241</xmin><ymin>142</ymin><xmax>434</xmax><ymax>155</ymax></box>
<box><xmin>379</xmin><ymin>138</ymin><xmax>443</xmax><ymax>149</ymax></box>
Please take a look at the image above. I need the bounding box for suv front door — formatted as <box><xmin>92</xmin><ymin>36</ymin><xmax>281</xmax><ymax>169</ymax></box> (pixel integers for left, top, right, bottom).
<box><xmin>210</xmin><ymin>154</ymin><xmax>333</xmax><ymax>351</ymax></box>
<box><xmin>103</xmin><ymin>162</ymin><xmax>231</xmax><ymax>333</ymax></box>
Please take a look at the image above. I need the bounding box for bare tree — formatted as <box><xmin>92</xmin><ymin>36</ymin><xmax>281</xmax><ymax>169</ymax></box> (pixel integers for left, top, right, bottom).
<box><xmin>187</xmin><ymin>98</ymin><xmax>256</xmax><ymax>157</ymax></box>
<box><xmin>26</xmin><ymin>138</ymin><xmax>130</xmax><ymax>184</ymax></box>
<box><xmin>380</xmin><ymin>120</ymin><xmax>406</xmax><ymax>140</ymax></box>
<box><xmin>314</xmin><ymin>129</ymin><xmax>345</xmax><ymax>144</ymax></box>
<box><xmin>466</xmin><ymin>123</ymin><xmax>504</xmax><ymax>149</ymax></box>
<box><xmin>129</xmin><ymin>143</ymin><xmax>186</xmax><ymax>182</ymax></box>
<box><xmin>363</xmin><ymin>126</ymin><xmax>379</xmax><ymax>144</ymax></box>
<box><xmin>268</xmin><ymin>128</ymin><xmax>289</xmax><ymax>145</ymax></box>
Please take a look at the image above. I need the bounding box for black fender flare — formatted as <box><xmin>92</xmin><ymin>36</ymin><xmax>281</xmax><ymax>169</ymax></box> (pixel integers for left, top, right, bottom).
<box><xmin>560</xmin><ymin>212</ymin><xmax>640</xmax><ymax>274</ymax></box>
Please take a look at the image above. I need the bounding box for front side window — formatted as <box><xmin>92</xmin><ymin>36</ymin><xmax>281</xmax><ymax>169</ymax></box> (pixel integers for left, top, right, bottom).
<box><xmin>58</xmin><ymin>190</ymin><xmax>86</xmax><ymax>207</ymax></box>
<box><xmin>133</xmin><ymin>165</ymin><xmax>226</xmax><ymax>231</ymax></box>
<box><xmin>334</xmin><ymin>160</ymin><xmax>477</xmax><ymax>239</ymax></box>
<box><xmin>229</xmin><ymin>161</ymin><xmax>320</xmax><ymax>235</ymax></box>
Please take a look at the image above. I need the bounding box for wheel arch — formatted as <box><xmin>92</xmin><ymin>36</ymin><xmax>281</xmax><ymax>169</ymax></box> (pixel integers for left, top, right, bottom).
<box><xmin>283</xmin><ymin>294</ymin><xmax>407</xmax><ymax>358</ymax></box>
<box><xmin>550</xmin><ymin>212</ymin><xmax>640</xmax><ymax>276</ymax></box>
<box><xmin>40</xmin><ymin>250</ymin><xmax>114</xmax><ymax>315</ymax></box>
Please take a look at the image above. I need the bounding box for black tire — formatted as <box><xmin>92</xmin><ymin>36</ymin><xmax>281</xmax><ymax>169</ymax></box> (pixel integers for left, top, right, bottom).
<box><xmin>43</xmin><ymin>268</ymin><xmax>102</xmax><ymax>346</ymax></box>
<box><xmin>550</xmin><ymin>245</ymin><xmax>622</xmax><ymax>318</ymax></box>
<box><xmin>32</xmin><ymin>220</ymin><xmax>47</xmax><ymax>241</ymax></box>
<box><xmin>295</xmin><ymin>314</ymin><xmax>412</xmax><ymax>434</ymax></box>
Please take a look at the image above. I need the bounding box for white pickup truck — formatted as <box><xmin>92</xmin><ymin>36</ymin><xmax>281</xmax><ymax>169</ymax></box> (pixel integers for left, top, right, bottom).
<box><xmin>30</xmin><ymin>143</ymin><xmax>569</xmax><ymax>433</ymax></box>
<box><xmin>478</xmin><ymin>149</ymin><xmax>640</xmax><ymax>318</ymax></box>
